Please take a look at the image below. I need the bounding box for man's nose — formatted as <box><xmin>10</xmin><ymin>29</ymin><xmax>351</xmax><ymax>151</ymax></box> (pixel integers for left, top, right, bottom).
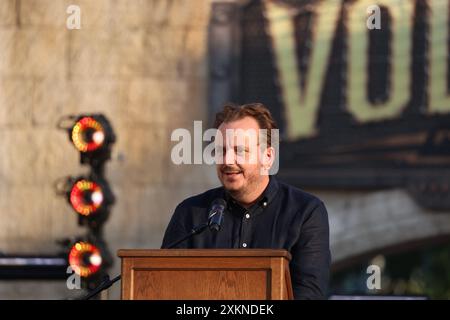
<box><xmin>224</xmin><ymin>149</ymin><xmax>237</xmax><ymax>165</ymax></box>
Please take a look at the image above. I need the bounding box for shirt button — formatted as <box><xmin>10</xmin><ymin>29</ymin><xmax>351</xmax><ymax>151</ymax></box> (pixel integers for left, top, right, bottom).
<box><xmin>245</xmin><ymin>213</ymin><xmax>250</xmax><ymax>219</ymax></box>
<box><xmin>262</xmin><ymin>201</ymin><xmax>267</xmax><ymax>207</ymax></box>
<box><xmin>242</xmin><ymin>243</ymin><xmax>247</xmax><ymax>248</ymax></box>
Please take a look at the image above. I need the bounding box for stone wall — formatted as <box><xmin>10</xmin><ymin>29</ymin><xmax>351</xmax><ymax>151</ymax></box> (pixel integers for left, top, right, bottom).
<box><xmin>0</xmin><ymin>0</ymin><xmax>217</xmax><ymax>299</ymax></box>
<box><xmin>315</xmin><ymin>189</ymin><xmax>450</xmax><ymax>265</ymax></box>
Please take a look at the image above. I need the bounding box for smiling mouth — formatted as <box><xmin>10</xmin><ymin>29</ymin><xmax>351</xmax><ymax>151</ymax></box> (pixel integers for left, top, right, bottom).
<box><xmin>223</xmin><ymin>171</ymin><xmax>242</xmax><ymax>177</ymax></box>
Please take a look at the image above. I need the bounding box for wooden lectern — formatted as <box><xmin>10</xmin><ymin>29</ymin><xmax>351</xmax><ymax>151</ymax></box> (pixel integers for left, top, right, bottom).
<box><xmin>117</xmin><ymin>249</ymin><xmax>293</xmax><ymax>300</ymax></box>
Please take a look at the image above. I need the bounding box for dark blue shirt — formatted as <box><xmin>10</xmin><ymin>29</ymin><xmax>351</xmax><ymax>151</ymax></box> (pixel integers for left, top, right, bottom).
<box><xmin>161</xmin><ymin>176</ymin><xmax>331</xmax><ymax>299</ymax></box>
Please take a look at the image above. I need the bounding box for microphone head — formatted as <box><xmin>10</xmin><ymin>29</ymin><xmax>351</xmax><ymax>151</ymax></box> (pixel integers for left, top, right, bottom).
<box><xmin>211</xmin><ymin>198</ymin><xmax>227</xmax><ymax>209</ymax></box>
<box><xmin>208</xmin><ymin>198</ymin><xmax>227</xmax><ymax>231</ymax></box>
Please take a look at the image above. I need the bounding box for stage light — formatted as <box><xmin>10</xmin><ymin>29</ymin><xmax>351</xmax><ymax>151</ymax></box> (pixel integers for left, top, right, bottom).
<box><xmin>70</xmin><ymin>179</ymin><xmax>104</xmax><ymax>216</ymax></box>
<box><xmin>55</xmin><ymin>175</ymin><xmax>115</xmax><ymax>227</ymax></box>
<box><xmin>58</xmin><ymin>114</ymin><xmax>116</xmax><ymax>168</ymax></box>
<box><xmin>68</xmin><ymin>241</ymin><xmax>102</xmax><ymax>278</ymax></box>
<box><xmin>71</xmin><ymin>116</ymin><xmax>106</xmax><ymax>152</ymax></box>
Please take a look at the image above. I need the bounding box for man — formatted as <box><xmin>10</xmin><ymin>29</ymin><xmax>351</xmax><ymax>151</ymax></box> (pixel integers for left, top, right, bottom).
<box><xmin>162</xmin><ymin>103</ymin><xmax>331</xmax><ymax>299</ymax></box>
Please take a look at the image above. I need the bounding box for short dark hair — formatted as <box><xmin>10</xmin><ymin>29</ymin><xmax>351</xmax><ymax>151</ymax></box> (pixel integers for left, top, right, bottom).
<box><xmin>213</xmin><ymin>103</ymin><xmax>278</xmax><ymax>147</ymax></box>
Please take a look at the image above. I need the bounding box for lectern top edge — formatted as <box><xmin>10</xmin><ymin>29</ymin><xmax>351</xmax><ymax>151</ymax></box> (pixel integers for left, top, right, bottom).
<box><xmin>117</xmin><ymin>249</ymin><xmax>291</xmax><ymax>260</ymax></box>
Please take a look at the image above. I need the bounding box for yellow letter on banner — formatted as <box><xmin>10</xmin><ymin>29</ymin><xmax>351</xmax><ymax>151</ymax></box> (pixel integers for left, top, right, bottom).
<box><xmin>347</xmin><ymin>0</ymin><xmax>413</xmax><ymax>123</ymax></box>
<box><xmin>429</xmin><ymin>0</ymin><xmax>450</xmax><ymax>113</ymax></box>
<box><xmin>265</xmin><ymin>0</ymin><xmax>340</xmax><ymax>140</ymax></box>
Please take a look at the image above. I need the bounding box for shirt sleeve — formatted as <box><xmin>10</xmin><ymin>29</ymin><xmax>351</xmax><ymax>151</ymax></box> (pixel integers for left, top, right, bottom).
<box><xmin>161</xmin><ymin>202</ymin><xmax>190</xmax><ymax>249</ymax></box>
<box><xmin>290</xmin><ymin>201</ymin><xmax>331</xmax><ymax>299</ymax></box>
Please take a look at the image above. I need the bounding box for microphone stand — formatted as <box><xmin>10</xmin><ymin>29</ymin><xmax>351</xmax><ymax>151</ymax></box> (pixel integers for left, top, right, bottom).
<box><xmin>82</xmin><ymin>274</ymin><xmax>121</xmax><ymax>300</ymax></box>
<box><xmin>164</xmin><ymin>222</ymin><xmax>209</xmax><ymax>249</ymax></box>
<box><xmin>81</xmin><ymin>222</ymin><xmax>210</xmax><ymax>300</ymax></box>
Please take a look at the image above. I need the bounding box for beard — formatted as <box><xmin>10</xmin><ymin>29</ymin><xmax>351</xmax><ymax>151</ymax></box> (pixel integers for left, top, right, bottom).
<box><xmin>218</xmin><ymin>165</ymin><xmax>262</xmax><ymax>200</ymax></box>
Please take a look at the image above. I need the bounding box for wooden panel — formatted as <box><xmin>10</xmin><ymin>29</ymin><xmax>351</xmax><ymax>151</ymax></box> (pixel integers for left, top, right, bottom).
<box><xmin>132</xmin><ymin>269</ymin><xmax>269</xmax><ymax>300</ymax></box>
<box><xmin>119</xmin><ymin>249</ymin><xmax>293</xmax><ymax>300</ymax></box>
<box><xmin>283</xmin><ymin>258</ymin><xmax>294</xmax><ymax>300</ymax></box>
<box><xmin>270</xmin><ymin>257</ymin><xmax>283</xmax><ymax>299</ymax></box>
<box><xmin>121</xmin><ymin>256</ymin><xmax>131</xmax><ymax>300</ymax></box>
<box><xmin>129</xmin><ymin>257</ymin><xmax>274</xmax><ymax>269</ymax></box>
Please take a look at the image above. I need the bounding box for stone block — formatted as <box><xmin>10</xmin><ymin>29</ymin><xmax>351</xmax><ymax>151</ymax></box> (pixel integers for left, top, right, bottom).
<box><xmin>107</xmin><ymin>125</ymin><xmax>167</xmax><ymax>186</ymax></box>
<box><xmin>69</xmin><ymin>28</ymin><xmax>145</xmax><ymax>78</ymax></box>
<box><xmin>0</xmin><ymin>0</ymin><xmax>17</xmax><ymax>27</ymax></box>
<box><xmin>20</xmin><ymin>0</ymin><xmax>69</xmax><ymax>28</ymax></box>
<box><xmin>1</xmin><ymin>128</ymin><xmax>80</xmax><ymax>186</ymax></box>
<box><xmin>0</xmin><ymin>78</ymin><xmax>33</xmax><ymax>126</ymax></box>
<box><xmin>31</xmin><ymin>77</ymin><xmax>66</xmax><ymax>126</ymax></box>
<box><xmin>0</xmin><ymin>29</ymin><xmax>66</xmax><ymax>78</ymax></box>
<box><xmin>142</xmin><ymin>27</ymin><xmax>208</xmax><ymax>78</ymax></box>
<box><xmin>118</xmin><ymin>78</ymin><xmax>189</xmax><ymax>126</ymax></box>
<box><xmin>63</xmin><ymin>80</ymin><xmax>122</xmax><ymax>120</ymax></box>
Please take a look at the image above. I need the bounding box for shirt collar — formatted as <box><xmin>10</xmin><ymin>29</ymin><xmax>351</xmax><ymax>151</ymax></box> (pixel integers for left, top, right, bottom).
<box><xmin>222</xmin><ymin>176</ymin><xmax>279</xmax><ymax>211</ymax></box>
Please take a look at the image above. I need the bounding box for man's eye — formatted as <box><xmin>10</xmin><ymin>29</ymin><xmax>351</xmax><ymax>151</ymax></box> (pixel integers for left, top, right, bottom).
<box><xmin>236</xmin><ymin>147</ymin><xmax>246</xmax><ymax>155</ymax></box>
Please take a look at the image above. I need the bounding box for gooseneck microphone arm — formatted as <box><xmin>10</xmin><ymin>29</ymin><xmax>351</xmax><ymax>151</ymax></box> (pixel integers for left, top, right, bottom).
<box><xmin>82</xmin><ymin>222</ymin><xmax>210</xmax><ymax>299</ymax></box>
<box><xmin>81</xmin><ymin>198</ymin><xmax>226</xmax><ymax>299</ymax></box>
<box><xmin>81</xmin><ymin>222</ymin><xmax>210</xmax><ymax>300</ymax></box>
<box><xmin>82</xmin><ymin>274</ymin><xmax>121</xmax><ymax>300</ymax></box>
<box><xmin>164</xmin><ymin>222</ymin><xmax>209</xmax><ymax>249</ymax></box>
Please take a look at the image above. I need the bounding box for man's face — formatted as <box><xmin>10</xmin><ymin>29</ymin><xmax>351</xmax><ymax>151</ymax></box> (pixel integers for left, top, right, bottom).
<box><xmin>215</xmin><ymin>117</ymin><xmax>269</xmax><ymax>197</ymax></box>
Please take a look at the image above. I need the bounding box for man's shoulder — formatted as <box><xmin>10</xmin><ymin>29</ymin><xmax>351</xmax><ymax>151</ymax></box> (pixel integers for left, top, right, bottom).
<box><xmin>276</xmin><ymin>179</ymin><xmax>324</xmax><ymax>208</ymax></box>
<box><xmin>275</xmin><ymin>179</ymin><xmax>329</xmax><ymax>227</ymax></box>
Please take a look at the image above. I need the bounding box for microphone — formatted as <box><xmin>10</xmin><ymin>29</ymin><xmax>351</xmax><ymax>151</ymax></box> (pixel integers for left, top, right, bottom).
<box><xmin>208</xmin><ymin>198</ymin><xmax>227</xmax><ymax>231</ymax></box>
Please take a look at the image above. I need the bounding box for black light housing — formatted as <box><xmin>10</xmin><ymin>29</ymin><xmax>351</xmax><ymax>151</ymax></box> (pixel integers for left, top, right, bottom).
<box><xmin>65</xmin><ymin>237</ymin><xmax>113</xmax><ymax>290</ymax></box>
<box><xmin>59</xmin><ymin>114</ymin><xmax>116</xmax><ymax>169</ymax></box>
<box><xmin>56</xmin><ymin>113</ymin><xmax>116</xmax><ymax>291</ymax></box>
<box><xmin>56</xmin><ymin>175</ymin><xmax>115</xmax><ymax>231</ymax></box>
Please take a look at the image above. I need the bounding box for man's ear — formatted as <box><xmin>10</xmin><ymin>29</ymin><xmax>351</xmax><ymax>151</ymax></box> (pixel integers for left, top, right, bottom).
<box><xmin>260</xmin><ymin>146</ymin><xmax>275</xmax><ymax>175</ymax></box>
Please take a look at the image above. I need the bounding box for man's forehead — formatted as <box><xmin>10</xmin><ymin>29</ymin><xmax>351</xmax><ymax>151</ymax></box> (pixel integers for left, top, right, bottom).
<box><xmin>215</xmin><ymin>128</ymin><xmax>260</xmax><ymax>145</ymax></box>
<box><xmin>215</xmin><ymin>117</ymin><xmax>262</xmax><ymax>146</ymax></box>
